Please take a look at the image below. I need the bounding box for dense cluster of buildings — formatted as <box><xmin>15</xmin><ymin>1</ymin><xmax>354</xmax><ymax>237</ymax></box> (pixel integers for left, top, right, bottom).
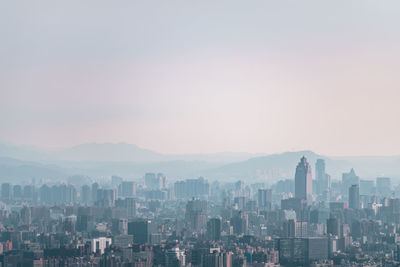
<box><xmin>0</xmin><ymin>161</ymin><xmax>400</xmax><ymax>266</ymax></box>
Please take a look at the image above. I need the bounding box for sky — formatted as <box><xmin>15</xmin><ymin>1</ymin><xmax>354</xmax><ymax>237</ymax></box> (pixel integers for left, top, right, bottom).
<box><xmin>1</xmin><ymin>0</ymin><xmax>400</xmax><ymax>156</ymax></box>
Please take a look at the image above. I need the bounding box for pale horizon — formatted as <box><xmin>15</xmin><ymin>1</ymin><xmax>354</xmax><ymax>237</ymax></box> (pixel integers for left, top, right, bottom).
<box><xmin>2</xmin><ymin>140</ymin><xmax>400</xmax><ymax>158</ymax></box>
<box><xmin>2</xmin><ymin>1</ymin><xmax>400</xmax><ymax>156</ymax></box>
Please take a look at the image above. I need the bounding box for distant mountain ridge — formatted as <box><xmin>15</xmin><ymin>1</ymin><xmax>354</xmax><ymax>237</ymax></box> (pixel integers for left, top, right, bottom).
<box><xmin>0</xmin><ymin>143</ymin><xmax>399</xmax><ymax>183</ymax></box>
<box><xmin>0</xmin><ymin>142</ymin><xmax>264</xmax><ymax>163</ymax></box>
<box><xmin>54</xmin><ymin>143</ymin><xmax>165</xmax><ymax>162</ymax></box>
<box><xmin>203</xmin><ymin>150</ymin><xmax>353</xmax><ymax>181</ymax></box>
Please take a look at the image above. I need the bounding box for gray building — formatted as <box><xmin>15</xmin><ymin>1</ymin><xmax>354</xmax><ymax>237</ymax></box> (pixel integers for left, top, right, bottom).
<box><xmin>279</xmin><ymin>237</ymin><xmax>328</xmax><ymax>265</ymax></box>
<box><xmin>349</xmin><ymin>184</ymin><xmax>360</xmax><ymax>210</ymax></box>
<box><xmin>342</xmin><ymin>169</ymin><xmax>359</xmax><ymax>199</ymax></box>
<box><xmin>295</xmin><ymin>157</ymin><xmax>313</xmax><ymax>201</ymax></box>
<box><xmin>376</xmin><ymin>177</ymin><xmax>391</xmax><ymax>197</ymax></box>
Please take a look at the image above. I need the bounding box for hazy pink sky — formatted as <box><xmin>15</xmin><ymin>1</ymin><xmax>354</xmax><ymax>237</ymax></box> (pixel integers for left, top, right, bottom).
<box><xmin>1</xmin><ymin>1</ymin><xmax>400</xmax><ymax>156</ymax></box>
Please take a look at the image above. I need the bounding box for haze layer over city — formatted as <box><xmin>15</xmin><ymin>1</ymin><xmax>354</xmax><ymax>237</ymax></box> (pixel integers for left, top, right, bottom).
<box><xmin>1</xmin><ymin>1</ymin><xmax>400</xmax><ymax>267</ymax></box>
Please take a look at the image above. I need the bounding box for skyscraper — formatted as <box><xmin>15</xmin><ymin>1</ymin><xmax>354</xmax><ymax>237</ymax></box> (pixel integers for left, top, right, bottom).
<box><xmin>342</xmin><ymin>169</ymin><xmax>359</xmax><ymax>199</ymax></box>
<box><xmin>96</xmin><ymin>188</ymin><xmax>116</xmax><ymax>207</ymax></box>
<box><xmin>231</xmin><ymin>212</ymin><xmax>248</xmax><ymax>235</ymax></box>
<box><xmin>91</xmin><ymin>182</ymin><xmax>99</xmax><ymax>205</ymax></box>
<box><xmin>349</xmin><ymin>184</ymin><xmax>360</xmax><ymax>210</ymax></box>
<box><xmin>145</xmin><ymin>173</ymin><xmax>161</xmax><ymax>190</ymax></box>
<box><xmin>376</xmin><ymin>177</ymin><xmax>391</xmax><ymax>197</ymax></box>
<box><xmin>258</xmin><ymin>189</ymin><xmax>272</xmax><ymax>209</ymax></box>
<box><xmin>128</xmin><ymin>220</ymin><xmax>154</xmax><ymax>244</ymax></box>
<box><xmin>278</xmin><ymin>238</ymin><xmax>328</xmax><ymax>266</ymax></box>
<box><xmin>119</xmin><ymin>181</ymin><xmax>137</xmax><ymax>198</ymax></box>
<box><xmin>283</xmin><ymin>219</ymin><xmax>296</xmax><ymax>238</ymax></box>
<box><xmin>360</xmin><ymin>180</ymin><xmax>374</xmax><ymax>195</ymax></box>
<box><xmin>295</xmin><ymin>157</ymin><xmax>312</xmax><ymax>201</ymax></box>
<box><xmin>80</xmin><ymin>185</ymin><xmax>91</xmax><ymax>205</ymax></box>
<box><xmin>126</xmin><ymin>197</ymin><xmax>136</xmax><ymax>219</ymax></box>
<box><xmin>207</xmin><ymin>218</ymin><xmax>222</xmax><ymax>241</ymax></box>
<box><xmin>186</xmin><ymin>199</ymin><xmax>207</xmax><ymax>231</ymax></box>
<box><xmin>1</xmin><ymin>183</ymin><xmax>11</xmax><ymax>202</ymax></box>
<box><xmin>158</xmin><ymin>173</ymin><xmax>168</xmax><ymax>189</ymax></box>
<box><xmin>23</xmin><ymin>185</ymin><xmax>34</xmax><ymax>202</ymax></box>
<box><xmin>315</xmin><ymin>159</ymin><xmax>330</xmax><ymax>196</ymax></box>
<box><xmin>39</xmin><ymin>184</ymin><xmax>51</xmax><ymax>205</ymax></box>
<box><xmin>315</xmin><ymin>159</ymin><xmax>325</xmax><ymax>195</ymax></box>
<box><xmin>327</xmin><ymin>218</ymin><xmax>341</xmax><ymax>237</ymax></box>
<box><xmin>13</xmin><ymin>185</ymin><xmax>22</xmax><ymax>200</ymax></box>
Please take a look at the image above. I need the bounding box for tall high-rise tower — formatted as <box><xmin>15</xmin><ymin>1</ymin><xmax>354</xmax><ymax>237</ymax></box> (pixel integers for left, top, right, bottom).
<box><xmin>315</xmin><ymin>159</ymin><xmax>325</xmax><ymax>195</ymax></box>
<box><xmin>342</xmin><ymin>168</ymin><xmax>359</xmax><ymax>199</ymax></box>
<box><xmin>315</xmin><ymin>159</ymin><xmax>331</xmax><ymax>204</ymax></box>
<box><xmin>349</xmin><ymin>184</ymin><xmax>360</xmax><ymax>210</ymax></box>
<box><xmin>295</xmin><ymin>156</ymin><xmax>312</xmax><ymax>201</ymax></box>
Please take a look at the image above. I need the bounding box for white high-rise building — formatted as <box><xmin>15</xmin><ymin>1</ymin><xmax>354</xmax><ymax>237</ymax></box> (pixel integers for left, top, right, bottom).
<box><xmin>165</xmin><ymin>247</ymin><xmax>186</xmax><ymax>267</ymax></box>
<box><xmin>87</xmin><ymin>237</ymin><xmax>112</xmax><ymax>254</ymax></box>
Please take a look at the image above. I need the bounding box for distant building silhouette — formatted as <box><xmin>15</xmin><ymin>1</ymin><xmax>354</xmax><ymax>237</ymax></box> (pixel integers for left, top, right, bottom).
<box><xmin>295</xmin><ymin>157</ymin><xmax>312</xmax><ymax>201</ymax></box>
<box><xmin>128</xmin><ymin>220</ymin><xmax>154</xmax><ymax>244</ymax></box>
<box><xmin>376</xmin><ymin>177</ymin><xmax>391</xmax><ymax>197</ymax></box>
<box><xmin>315</xmin><ymin>159</ymin><xmax>331</xmax><ymax>199</ymax></box>
<box><xmin>349</xmin><ymin>184</ymin><xmax>360</xmax><ymax>210</ymax></box>
<box><xmin>185</xmin><ymin>199</ymin><xmax>207</xmax><ymax>232</ymax></box>
<box><xmin>257</xmin><ymin>189</ymin><xmax>272</xmax><ymax>210</ymax></box>
<box><xmin>207</xmin><ymin>218</ymin><xmax>222</xmax><ymax>241</ymax></box>
<box><xmin>342</xmin><ymin>168</ymin><xmax>359</xmax><ymax>199</ymax></box>
<box><xmin>119</xmin><ymin>181</ymin><xmax>136</xmax><ymax>198</ymax></box>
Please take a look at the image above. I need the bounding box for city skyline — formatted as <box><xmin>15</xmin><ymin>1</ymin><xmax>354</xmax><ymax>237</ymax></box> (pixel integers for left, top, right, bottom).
<box><xmin>0</xmin><ymin>156</ymin><xmax>398</xmax><ymax>266</ymax></box>
<box><xmin>3</xmin><ymin>1</ymin><xmax>400</xmax><ymax>266</ymax></box>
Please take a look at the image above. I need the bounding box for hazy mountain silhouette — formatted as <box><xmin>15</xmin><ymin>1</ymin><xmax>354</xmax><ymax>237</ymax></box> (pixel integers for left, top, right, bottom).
<box><xmin>203</xmin><ymin>150</ymin><xmax>354</xmax><ymax>181</ymax></box>
<box><xmin>0</xmin><ymin>143</ymin><xmax>50</xmax><ymax>162</ymax></box>
<box><xmin>53</xmin><ymin>143</ymin><xmax>165</xmax><ymax>162</ymax></box>
<box><xmin>0</xmin><ymin>143</ymin><xmax>400</xmax><ymax>183</ymax></box>
<box><xmin>0</xmin><ymin>142</ymin><xmax>263</xmax><ymax>163</ymax></box>
<box><xmin>0</xmin><ymin>157</ymin><xmax>66</xmax><ymax>182</ymax></box>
